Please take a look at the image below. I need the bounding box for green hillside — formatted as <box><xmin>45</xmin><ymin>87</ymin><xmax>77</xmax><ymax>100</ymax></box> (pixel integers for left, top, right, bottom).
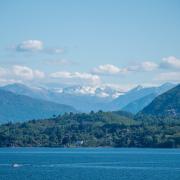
<box><xmin>140</xmin><ymin>84</ymin><xmax>180</xmax><ymax>117</ymax></box>
<box><xmin>0</xmin><ymin>111</ymin><xmax>180</xmax><ymax>148</ymax></box>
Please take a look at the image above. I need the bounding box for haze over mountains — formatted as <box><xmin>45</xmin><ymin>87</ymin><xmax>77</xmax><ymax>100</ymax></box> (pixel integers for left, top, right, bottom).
<box><xmin>120</xmin><ymin>83</ymin><xmax>176</xmax><ymax>113</ymax></box>
<box><xmin>0</xmin><ymin>89</ymin><xmax>76</xmax><ymax>123</ymax></box>
<box><xmin>122</xmin><ymin>93</ymin><xmax>157</xmax><ymax>114</ymax></box>
<box><xmin>0</xmin><ymin>82</ymin><xmax>174</xmax><ymax>113</ymax></box>
<box><xmin>1</xmin><ymin>83</ymin><xmax>122</xmax><ymax>112</ymax></box>
<box><xmin>108</xmin><ymin>83</ymin><xmax>175</xmax><ymax>112</ymax></box>
<box><xmin>0</xmin><ymin>82</ymin><xmax>176</xmax><ymax>124</ymax></box>
<box><xmin>1</xmin><ymin>83</ymin><xmax>176</xmax><ymax>112</ymax></box>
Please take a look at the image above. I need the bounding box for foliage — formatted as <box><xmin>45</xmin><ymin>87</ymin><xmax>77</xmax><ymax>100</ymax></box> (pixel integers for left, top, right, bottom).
<box><xmin>140</xmin><ymin>84</ymin><xmax>180</xmax><ymax>117</ymax></box>
<box><xmin>0</xmin><ymin>111</ymin><xmax>180</xmax><ymax>148</ymax></box>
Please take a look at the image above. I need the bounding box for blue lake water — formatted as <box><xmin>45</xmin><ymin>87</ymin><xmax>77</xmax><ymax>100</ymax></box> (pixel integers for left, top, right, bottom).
<box><xmin>0</xmin><ymin>148</ymin><xmax>180</xmax><ymax>180</ymax></box>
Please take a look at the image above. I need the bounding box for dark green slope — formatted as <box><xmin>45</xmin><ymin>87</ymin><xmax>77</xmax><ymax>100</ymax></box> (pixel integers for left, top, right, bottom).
<box><xmin>0</xmin><ymin>111</ymin><xmax>136</xmax><ymax>147</ymax></box>
<box><xmin>0</xmin><ymin>89</ymin><xmax>76</xmax><ymax>123</ymax></box>
<box><xmin>0</xmin><ymin>111</ymin><xmax>180</xmax><ymax>148</ymax></box>
<box><xmin>140</xmin><ymin>84</ymin><xmax>180</xmax><ymax>117</ymax></box>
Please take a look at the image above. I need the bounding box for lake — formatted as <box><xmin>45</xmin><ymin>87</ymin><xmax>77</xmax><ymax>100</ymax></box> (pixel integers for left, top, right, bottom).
<box><xmin>0</xmin><ymin>148</ymin><xmax>180</xmax><ymax>180</ymax></box>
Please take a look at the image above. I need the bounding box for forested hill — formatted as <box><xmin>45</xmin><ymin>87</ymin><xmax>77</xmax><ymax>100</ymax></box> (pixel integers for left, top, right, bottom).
<box><xmin>0</xmin><ymin>111</ymin><xmax>180</xmax><ymax>148</ymax></box>
<box><xmin>140</xmin><ymin>84</ymin><xmax>180</xmax><ymax>117</ymax></box>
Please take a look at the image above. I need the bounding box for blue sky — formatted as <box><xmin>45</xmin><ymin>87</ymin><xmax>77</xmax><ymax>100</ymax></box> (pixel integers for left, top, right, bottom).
<box><xmin>0</xmin><ymin>0</ymin><xmax>180</xmax><ymax>90</ymax></box>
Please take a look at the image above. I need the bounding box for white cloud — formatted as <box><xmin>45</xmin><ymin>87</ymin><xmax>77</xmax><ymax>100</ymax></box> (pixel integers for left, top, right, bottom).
<box><xmin>92</xmin><ymin>61</ymin><xmax>158</xmax><ymax>75</ymax></box>
<box><xmin>155</xmin><ymin>72</ymin><xmax>180</xmax><ymax>82</ymax></box>
<box><xmin>13</xmin><ymin>65</ymin><xmax>34</xmax><ymax>80</ymax></box>
<box><xmin>92</xmin><ymin>64</ymin><xmax>128</xmax><ymax>75</ymax></box>
<box><xmin>50</xmin><ymin>71</ymin><xmax>72</xmax><ymax>78</ymax></box>
<box><xmin>34</xmin><ymin>70</ymin><xmax>45</xmax><ymax>79</ymax></box>
<box><xmin>93</xmin><ymin>64</ymin><xmax>120</xmax><ymax>74</ymax></box>
<box><xmin>0</xmin><ymin>67</ymin><xmax>7</xmax><ymax>77</ymax></box>
<box><xmin>102</xmin><ymin>83</ymin><xmax>135</xmax><ymax>92</ymax></box>
<box><xmin>50</xmin><ymin>71</ymin><xmax>101</xmax><ymax>85</ymax></box>
<box><xmin>0</xmin><ymin>65</ymin><xmax>45</xmax><ymax>86</ymax></box>
<box><xmin>12</xmin><ymin>65</ymin><xmax>45</xmax><ymax>80</ymax></box>
<box><xmin>14</xmin><ymin>40</ymin><xmax>64</xmax><ymax>54</ymax></box>
<box><xmin>128</xmin><ymin>61</ymin><xmax>158</xmax><ymax>72</ymax></box>
<box><xmin>160</xmin><ymin>56</ymin><xmax>180</xmax><ymax>70</ymax></box>
<box><xmin>140</xmin><ymin>61</ymin><xmax>158</xmax><ymax>71</ymax></box>
<box><xmin>16</xmin><ymin>40</ymin><xmax>43</xmax><ymax>52</ymax></box>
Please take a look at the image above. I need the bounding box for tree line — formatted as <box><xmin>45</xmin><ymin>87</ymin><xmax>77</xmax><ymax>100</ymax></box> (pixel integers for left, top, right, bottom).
<box><xmin>0</xmin><ymin>111</ymin><xmax>180</xmax><ymax>148</ymax></box>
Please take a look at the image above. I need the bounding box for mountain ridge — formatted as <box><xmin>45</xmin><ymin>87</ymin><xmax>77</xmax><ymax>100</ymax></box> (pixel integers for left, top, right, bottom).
<box><xmin>108</xmin><ymin>83</ymin><xmax>176</xmax><ymax>111</ymax></box>
<box><xmin>0</xmin><ymin>89</ymin><xmax>76</xmax><ymax>123</ymax></box>
<box><xmin>0</xmin><ymin>82</ymin><xmax>176</xmax><ymax>113</ymax></box>
<box><xmin>139</xmin><ymin>84</ymin><xmax>180</xmax><ymax>117</ymax></box>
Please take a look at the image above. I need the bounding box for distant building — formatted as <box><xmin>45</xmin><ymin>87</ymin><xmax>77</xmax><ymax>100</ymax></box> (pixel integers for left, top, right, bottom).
<box><xmin>75</xmin><ymin>140</ymin><xmax>84</xmax><ymax>146</ymax></box>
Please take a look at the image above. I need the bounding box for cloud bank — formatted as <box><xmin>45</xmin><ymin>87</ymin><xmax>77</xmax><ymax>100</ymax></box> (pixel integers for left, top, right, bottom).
<box><xmin>160</xmin><ymin>56</ymin><xmax>180</xmax><ymax>70</ymax></box>
<box><xmin>13</xmin><ymin>40</ymin><xmax>64</xmax><ymax>54</ymax></box>
<box><xmin>93</xmin><ymin>61</ymin><xmax>158</xmax><ymax>75</ymax></box>
<box><xmin>50</xmin><ymin>71</ymin><xmax>100</xmax><ymax>85</ymax></box>
<box><xmin>16</xmin><ymin>40</ymin><xmax>43</xmax><ymax>52</ymax></box>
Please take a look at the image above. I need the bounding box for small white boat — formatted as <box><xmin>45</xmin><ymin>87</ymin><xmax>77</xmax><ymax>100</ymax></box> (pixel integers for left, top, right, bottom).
<box><xmin>12</xmin><ymin>163</ymin><xmax>21</xmax><ymax>168</ymax></box>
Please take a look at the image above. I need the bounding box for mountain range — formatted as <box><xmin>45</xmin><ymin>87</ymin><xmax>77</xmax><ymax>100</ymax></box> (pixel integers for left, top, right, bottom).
<box><xmin>122</xmin><ymin>93</ymin><xmax>157</xmax><ymax>114</ymax></box>
<box><xmin>0</xmin><ymin>89</ymin><xmax>76</xmax><ymax>123</ymax></box>
<box><xmin>0</xmin><ymin>82</ymin><xmax>176</xmax><ymax>114</ymax></box>
<box><xmin>0</xmin><ymin>82</ymin><xmax>177</xmax><ymax>124</ymax></box>
<box><xmin>1</xmin><ymin>83</ymin><xmax>122</xmax><ymax>112</ymax></box>
<box><xmin>108</xmin><ymin>83</ymin><xmax>176</xmax><ymax>113</ymax></box>
<box><xmin>0</xmin><ymin>83</ymin><xmax>180</xmax><ymax>147</ymax></box>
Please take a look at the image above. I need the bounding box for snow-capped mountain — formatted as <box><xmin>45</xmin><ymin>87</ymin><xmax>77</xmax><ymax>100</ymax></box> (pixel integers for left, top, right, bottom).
<box><xmin>54</xmin><ymin>85</ymin><xmax>124</xmax><ymax>99</ymax></box>
<box><xmin>0</xmin><ymin>83</ymin><xmax>124</xmax><ymax>112</ymax></box>
<box><xmin>0</xmin><ymin>82</ymin><xmax>176</xmax><ymax>113</ymax></box>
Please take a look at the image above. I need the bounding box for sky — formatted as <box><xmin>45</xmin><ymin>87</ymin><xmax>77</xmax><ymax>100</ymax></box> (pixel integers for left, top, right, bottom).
<box><xmin>0</xmin><ymin>0</ymin><xmax>180</xmax><ymax>90</ymax></box>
